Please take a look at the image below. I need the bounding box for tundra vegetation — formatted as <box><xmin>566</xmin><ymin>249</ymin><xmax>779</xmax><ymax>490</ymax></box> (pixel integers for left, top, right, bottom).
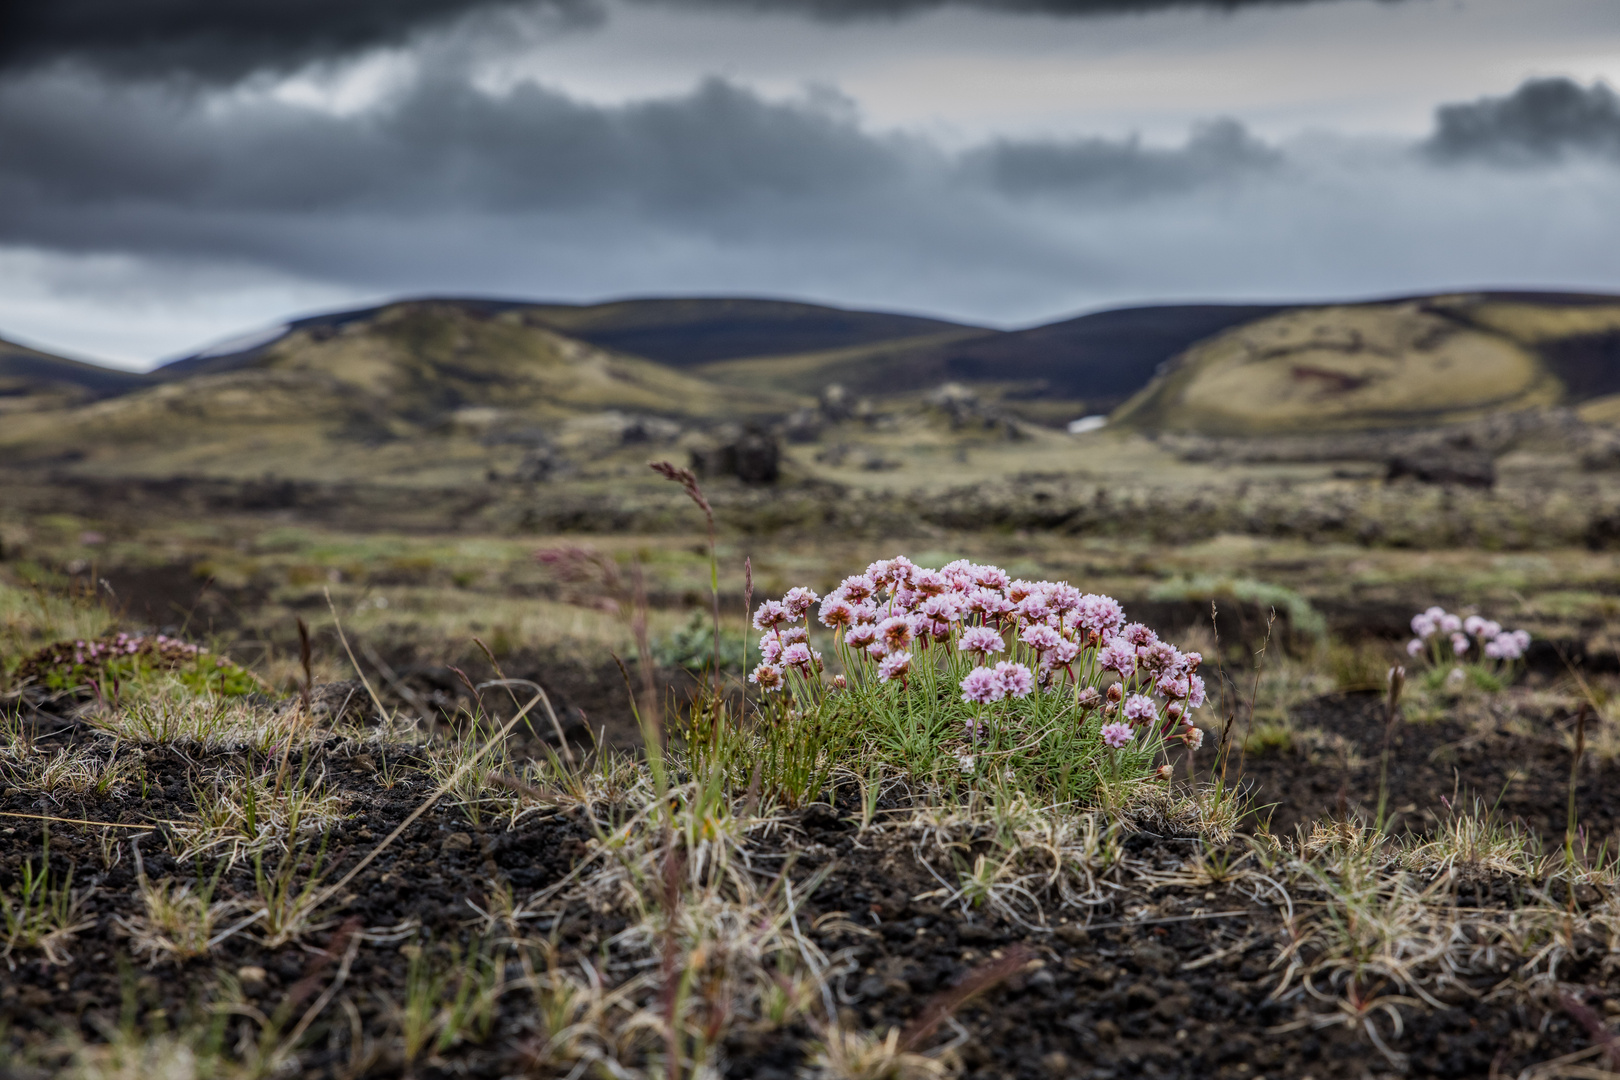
<box><xmin>2</xmin><ymin>292</ymin><xmax>1620</xmax><ymax>1075</ymax></box>
<box><xmin>2</xmin><ymin>468</ymin><xmax>1620</xmax><ymax>1080</ymax></box>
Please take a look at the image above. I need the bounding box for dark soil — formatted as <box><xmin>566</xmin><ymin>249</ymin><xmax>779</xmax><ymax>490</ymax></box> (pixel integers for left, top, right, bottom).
<box><xmin>2</xmin><ymin>686</ymin><xmax>1618</xmax><ymax>1078</ymax></box>
<box><xmin>1217</xmin><ymin>689</ymin><xmax>1616</xmax><ymax>846</ymax></box>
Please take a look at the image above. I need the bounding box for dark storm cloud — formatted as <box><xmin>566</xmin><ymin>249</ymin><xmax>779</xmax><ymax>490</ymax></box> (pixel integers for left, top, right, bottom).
<box><xmin>0</xmin><ymin>0</ymin><xmax>1405</xmax><ymax>81</ymax></box>
<box><xmin>1426</xmin><ymin>77</ymin><xmax>1620</xmax><ymax>165</ymax></box>
<box><xmin>0</xmin><ymin>71</ymin><xmax>905</xmax><ymax>227</ymax></box>
<box><xmin>0</xmin><ymin>0</ymin><xmax>575</xmax><ymax>82</ymax></box>
<box><xmin>0</xmin><ymin>62</ymin><xmax>1262</xmax><ymax>274</ymax></box>
<box><xmin>970</xmin><ymin>119</ymin><xmax>1280</xmax><ymax>199</ymax></box>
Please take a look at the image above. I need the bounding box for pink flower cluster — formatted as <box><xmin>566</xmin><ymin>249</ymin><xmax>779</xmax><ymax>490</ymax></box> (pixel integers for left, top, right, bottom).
<box><xmin>1407</xmin><ymin>607</ymin><xmax>1531</xmax><ymax>663</ymax></box>
<box><xmin>749</xmin><ymin>556</ymin><xmax>1208</xmax><ymax>749</ymax></box>
<box><xmin>67</xmin><ymin>632</ymin><xmax>205</xmax><ymax>668</ymax></box>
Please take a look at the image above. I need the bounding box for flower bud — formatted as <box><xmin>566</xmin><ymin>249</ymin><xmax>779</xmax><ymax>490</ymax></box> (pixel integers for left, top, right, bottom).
<box><xmin>1076</xmin><ymin>686</ymin><xmax>1102</xmax><ymax>709</ymax></box>
<box><xmin>1156</xmin><ymin>764</ymin><xmax>1175</xmax><ymax>780</ymax></box>
<box><xmin>833</xmin><ymin>673</ymin><xmax>847</xmax><ymax>690</ymax></box>
<box><xmin>1106</xmin><ymin>682</ymin><xmax>1123</xmax><ymax>703</ymax></box>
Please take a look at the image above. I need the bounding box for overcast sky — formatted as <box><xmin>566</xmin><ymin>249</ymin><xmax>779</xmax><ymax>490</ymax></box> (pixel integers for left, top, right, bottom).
<box><xmin>4</xmin><ymin>0</ymin><xmax>1620</xmax><ymax>368</ymax></box>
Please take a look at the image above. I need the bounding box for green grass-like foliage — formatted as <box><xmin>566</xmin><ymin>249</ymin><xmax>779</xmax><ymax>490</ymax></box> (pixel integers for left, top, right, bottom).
<box><xmin>10</xmin><ymin>632</ymin><xmax>262</xmax><ymax>698</ymax></box>
<box><xmin>655</xmin><ymin>610</ymin><xmax>747</xmax><ymax>673</ymax></box>
<box><xmin>731</xmin><ymin>556</ymin><xmax>1213</xmax><ymax>804</ymax></box>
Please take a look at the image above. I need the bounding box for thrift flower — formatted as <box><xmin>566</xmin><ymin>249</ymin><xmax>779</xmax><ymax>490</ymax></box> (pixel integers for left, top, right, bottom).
<box><xmin>1121</xmin><ymin>623</ymin><xmax>1159</xmax><ymax>647</ymax></box>
<box><xmin>960</xmin><ymin>666</ymin><xmax>1005</xmax><ymax>704</ymax></box>
<box><xmin>1451</xmin><ymin>633</ymin><xmax>1469</xmax><ymax>656</ymax></box>
<box><xmin>837</xmin><ymin>575</ymin><xmax>877</xmax><ymax>602</ymax></box>
<box><xmin>878</xmin><ymin>651</ymin><xmax>913</xmax><ymax>683</ymax></box>
<box><xmin>1122</xmin><ymin>694</ymin><xmax>1157</xmax><ymax>726</ymax></box>
<box><xmin>749</xmin><ymin>663</ymin><xmax>784</xmax><ymax>692</ymax></box>
<box><xmin>1020</xmin><ymin>624</ymin><xmax>1061</xmax><ymax>652</ymax></box>
<box><xmin>782</xmin><ymin>587</ymin><xmax>820</xmax><ymax>620</ymax></box>
<box><xmin>753</xmin><ymin>601</ymin><xmax>789</xmax><ymax>631</ymax></box>
<box><xmin>994</xmin><ymin>661</ymin><xmax>1035</xmax><ymax>699</ymax></box>
<box><xmin>877</xmin><ymin>615</ymin><xmax>914</xmax><ymax>653</ymax></box>
<box><xmin>1101</xmin><ymin>722</ymin><xmax>1133</xmax><ymax>748</ymax></box>
<box><xmin>1097</xmin><ymin>638</ymin><xmax>1136</xmax><ymax>678</ymax></box>
<box><xmin>819</xmin><ymin>598</ymin><xmax>855</xmax><ymax>629</ymax></box>
<box><xmin>1406</xmin><ymin>638</ymin><xmax>1424</xmax><ymax>657</ymax></box>
<box><xmin>958</xmin><ymin>626</ymin><xmax>1005</xmax><ymax>657</ymax></box>
<box><xmin>846</xmin><ymin>623</ymin><xmax>879</xmax><ymax>650</ymax></box>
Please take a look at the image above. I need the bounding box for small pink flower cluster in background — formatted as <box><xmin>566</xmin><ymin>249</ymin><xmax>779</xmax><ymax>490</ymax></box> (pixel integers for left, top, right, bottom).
<box><xmin>67</xmin><ymin>631</ymin><xmax>205</xmax><ymax>668</ymax></box>
<box><xmin>749</xmin><ymin>555</ymin><xmax>1207</xmax><ymax>749</ymax></box>
<box><xmin>1407</xmin><ymin>607</ymin><xmax>1531</xmax><ymax>663</ymax></box>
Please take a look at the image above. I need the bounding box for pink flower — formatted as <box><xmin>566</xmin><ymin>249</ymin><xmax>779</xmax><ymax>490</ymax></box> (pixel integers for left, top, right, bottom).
<box><xmin>1049</xmin><ymin>639</ymin><xmax>1081</xmax><ymax>666</ymax></box>
<box><xmin>749</xmin><ymin>663</ymin><xmax>784</xmax><ymax>692</ymax></box>
<box><xmin>1463</xmin><ymin>615</ymin><xmax>1486</xmax><ymax>636</ymax></box>
<box><xmin>753</xmin><ymin>601</ymin><xmax>789</xmax><ymax>631</ymax></box>
<box><xmin>919</xmin><ymin>594</ymin><xmax>961</xmax><ymax>623</ymax></box>
<box><xmin>1451</xmin><ymin>633</ymin><xmax>1469</xmax><ymax>656</ymax></box>
<box><xmin>782</xmin><ymin>587</ymin><xmax>820</xmax><ymax>620</ymax></box>
<box><xmin>759</xmin><ymin>635</ymin><xmax>784</xmax><ymax>663</ymax></box>
<box><xmin>1405</xmin><ymin>638</ymin><xmax>1424</xmax><ymax>657</ymax></box>
<box><xmin>1185</xmin><ymin>674</ymin><xmax>1207</xmax><ymax>710</ymax></box>
<box><xmin>1156</xmin><ymin>673</ymin><xmax>1190</xmax><ymax>700</ymax></box>
<box><xmin>958</xmin><ymin>626</ymin><xmax>1006</xmax><ymax>656</ymax></box>
<box><xmin>1046</xmin><ymin>584</ymin><xmax>1082</xmax><ymax>616</ymax></box>
<box><xmin>940</xmin><ymin>559</ymin><xmax>978</xmax><ymax>590</ymax></box>
<box><xmin>1097</xmin><ymin>638</ymin><xmax>1135</xmax><ymax>678</ymax></box>
<box><xmin>912</xmin><ymin>569</ymin><xmax>949</xmax><ymax>596</ymax></box>
<box><xmin>1121</xmin><ymin>623</ymin><xmax>1159</xmax><ymax>647</ymax></box>
<box><xmin>968</xmin><ymin>564</ymin><xmax>1007</xmax><ymax>590</ymax></box>
<box><xmin>877</xmin><ymin>615</ymin><xmax>914</xmax><ymax>653</ymax></box>
<box><xmin>1182</xmin><ymin>726</ymin><xmax>1205</xmax><ymax>750</ymax></box>
<box><xmin>963</xmin><ymin>588</ymin><xmax>1013</xmax><ymax>620</ymax></box>
<box><xmin>779</xmin><ymin>626</ymin><xmax>809</xmax><ymax>645</ymax></box>
<box><xmin>1076</xmin><ymin>594</ymin><xmax>1126</xmax><ymax>637</ymax></box>
<box><xmin>1100</xmin><ymin>722</ymin><xmax>1133</xmax><ymax>749</ymax></box>
<box><xmin>868</xmin><ymin>556</ymin><xmax>917</xmax><ymax>589</ymax></box>
<box><xmin>1136</xmin><ymin>641</ymin><xmax>1184</xmax><ymax>678</ymax></box>
<box><xmin>1122</xmin><ymin>694</ymin><xmax>1157</xmax><ymax>726</ymax></box>
<box><xmin>867</xmin><ymin>642</ymin><xmax>888</xmax><ymax>659</ymax></box>
<box><xmin>994</xmin><ymin>661</ymin><xmax>1035</xmax><ymax>699</ymax></box>
<box><xmin>1410</xmin><ymin>614</ymin><xmax>1437</xmax><ymax>638</ymax></box>
<box><xmin>1015</xmin><ymin>594</ymin><xmax>1052</xmax><ymax>624</ymax></box>
<box><xmin>1020</xmin><ymin>624</ymin><xmax>1061</xmax><ymax>652</ymax></box>
<box><xmin>1440</xmin><ymin>613</ymin><xmax>1462</xmax><ymax>633</ymax></box>
<box><xmin>837</xmin><ymin>574</ymin><xmax>877</xmax><ymax>602</ymax></box>
<box><xmin>819</xmin><ymin>598</ymin><xmax>855</xmax><ymax>629</ymax></box>
<box><xmin>960</xmin><ymin>666</ymin><xmax>1005</xmax><ymax>704</ymax></box>
<box><xmin>878</xmin><ymin>652</ymin><xmax>913</xmax><ymax>683</ymax></box>
<box><xmin>780</xmin><ymin>642</ymin><xmax>818</xmax><ymax>671</ymax></box>
<box><xmin>846</xmin><ymin>623</ymin><xmax>879</xmax><ymax>650</ymax></box>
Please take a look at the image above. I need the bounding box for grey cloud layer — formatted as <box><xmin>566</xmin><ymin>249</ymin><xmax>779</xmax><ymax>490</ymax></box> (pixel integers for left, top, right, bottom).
<box><xmin>1428</xmin><ymin>78</ymin><xmax>1620</xmax><ymax>164</ymax></box>
<box><xmin>3</xmin><ymin>65</ymin><xmax>1617</xmax><ymax>342</ymax></box>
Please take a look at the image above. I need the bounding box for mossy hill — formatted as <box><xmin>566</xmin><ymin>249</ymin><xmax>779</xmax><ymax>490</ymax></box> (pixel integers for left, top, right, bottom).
<box><xmin>1113</xmin><ymin>293</ymin><xmax>1620</xmax><ymax>436</ymax></box>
